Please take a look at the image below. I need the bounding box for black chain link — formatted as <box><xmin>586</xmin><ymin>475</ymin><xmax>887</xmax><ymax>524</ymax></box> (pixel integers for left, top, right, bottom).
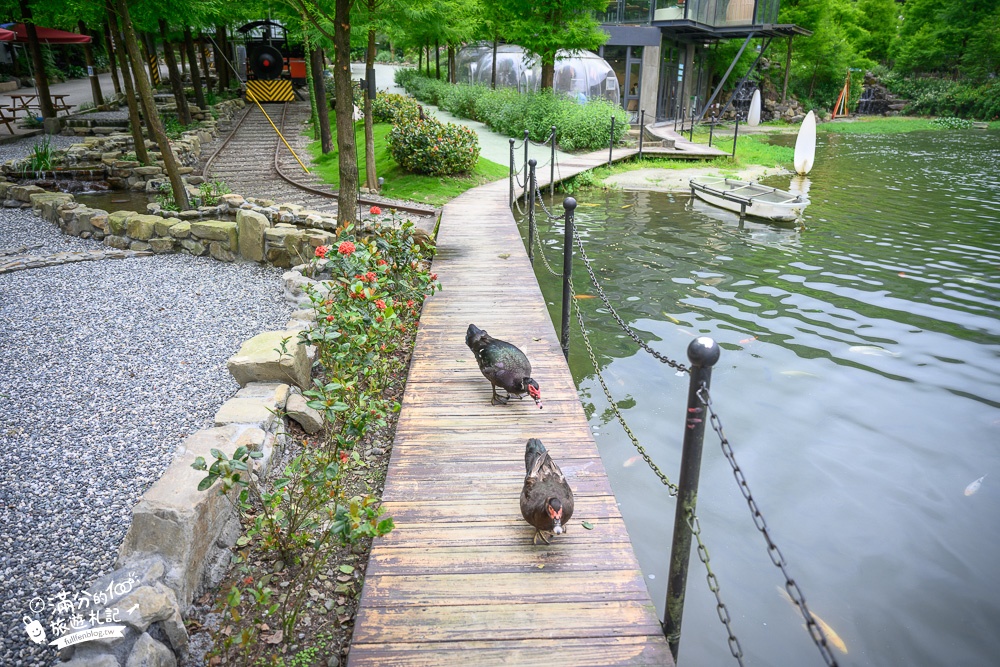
<box><xmin>570</xmin><ymin>278</ymin><xmax>679</xmax><ymax>492</ymax></box>
<box><xmin>688</xmin><ymin>508</ymin><xmax>746</xmax><ymax>666</ymax></box>
<box><xmin>571</xmin><ymin>225</ymin><xmax>691</xmax><ymax>374</ymax></box>
<box><xmin>699</xmin><ymin>386</ymin><xmax>840</xmax><ymax>667</ymax></box>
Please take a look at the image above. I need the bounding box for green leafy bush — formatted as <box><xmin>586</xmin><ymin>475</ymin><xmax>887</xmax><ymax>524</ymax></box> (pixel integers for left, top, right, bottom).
<box><xmin>930</xmin><ymin>116</ymin><xmax>973</xmax><ymax>129</ymax></box>
<box><xmin>880</xmin><ymin>72</ymin><xmax>1000</xmax><ymax>120</ymax></box>
<box><xmin>387</xmin><ymin>116</ymin><xmax>480</xmax><ymax>175</ymax></box>
<box><xmin>371</xmin><ymin>92</ymin><xmax>420</xmax><ymax>123</ymax></box>
<box><xmin>398</xmin><ymin>70</ymin><xmax>630</xmax><ymax>151</ymax></box>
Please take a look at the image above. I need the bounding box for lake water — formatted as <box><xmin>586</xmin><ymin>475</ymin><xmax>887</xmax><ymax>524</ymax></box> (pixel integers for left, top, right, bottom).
<box><xmin>521</xmin><ymin>129</ymin><xmax>1000</xmax><ymax>666</ymax></box>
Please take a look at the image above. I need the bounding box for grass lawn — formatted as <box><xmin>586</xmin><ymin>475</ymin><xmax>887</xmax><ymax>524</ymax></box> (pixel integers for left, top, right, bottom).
<box><xmin>306</xmin><ymin>119</ymin><xmax>509</xmax><ymax>207</ymax></box>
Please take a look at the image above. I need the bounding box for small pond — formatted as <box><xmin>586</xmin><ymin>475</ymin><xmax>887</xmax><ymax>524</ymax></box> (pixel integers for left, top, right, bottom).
<box><xmin>76</xmin><ymin>191</ymin><xmax>154</xmax><ymax>213</ymax></box>
<box><xmin>521</xmin><ymin>129</ymin><xmax>1000</xmax><ymax>665</ymax></box>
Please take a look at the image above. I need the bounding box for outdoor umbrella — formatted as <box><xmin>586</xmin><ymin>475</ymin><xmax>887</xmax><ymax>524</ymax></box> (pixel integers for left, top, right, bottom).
<box><xmin>0</xmin><ymin>23</ymin><xmax>91</xmax><ymax>43</ymax></box>
<box><xmin>0</xmin><ymin>27</ymin><xmax>15</xmax><ymax>41</ymax></box>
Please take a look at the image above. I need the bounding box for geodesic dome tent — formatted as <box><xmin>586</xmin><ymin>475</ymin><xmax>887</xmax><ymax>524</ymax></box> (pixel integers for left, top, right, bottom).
<box><xmin>455</xmin><ymin>44</ymin><xmax>620</xmax><ymax>103</ymax></box>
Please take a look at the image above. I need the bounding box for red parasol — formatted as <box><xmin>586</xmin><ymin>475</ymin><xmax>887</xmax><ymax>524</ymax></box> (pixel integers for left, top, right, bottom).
<box><xmin>0</xmin><ymin>24</ymin><xmax>91</xmax><ymax>44</ymax></box>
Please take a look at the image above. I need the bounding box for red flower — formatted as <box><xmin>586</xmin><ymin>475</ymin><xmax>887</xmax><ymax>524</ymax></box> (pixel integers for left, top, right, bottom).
<box><xmin>369</xmin><ymin>205</ymin><xmax>382</xmax><ymax>215</ymax></box>
<box><xmin>243</xmin><ymin>576</ymin><xmax>253</xmax><ymax>585</ymax></box>
<box><xmin>406</xmin><ymin>299</ymin><xmax>415</xmax><ymax>308</ymax></box>
<box><xmin>430</xmin><ymin>273</ymin><xmax>438</xmax><ymax>281</ymax></box>
<box><xmin>365</xmin><ymin>271</ymin><xmax>377</xmax><ymax>283</ymax></box>
<box><xmin>315</xmin><ymin>245</ymin><xmax>329</xmax><ymax>258</ymax></box>
<box><xmin>338</xmin><ymin>241</ymin><xmax>356</xmax><ymax>255</ymax></box>
<box><xmin>377</xmin><ymin>259</ymin><xmax>387</xmax><ymax>266</ymax></box>
<box><xmin>339</xmin><ymin>450</ymin><xmax>349</xmax><ymax>464</ymax></box>
<box><xmin>376</xmin><ymin>315</ymin><xmax>384</xmax><ymax>323</ymax></box>
<box><xmin>326</xmin><ymin>315</ymin><xmax>334</xmax><ymax>322</ymax></box>
<box><xmin>375</xmin><ymin>299</ymin><xmax>387</xmax><ymax>311</ymax></box>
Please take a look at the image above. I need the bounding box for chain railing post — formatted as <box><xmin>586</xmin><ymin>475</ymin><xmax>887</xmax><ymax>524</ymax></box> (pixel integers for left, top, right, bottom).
<box><xmin>608</xmin><ymin>116</ymin><xmax>616</xmax><ymax>166</ymax></box>
<box><xmin>689</xmin><ymin>105</ymin><xmax>695</xmax><ymax>142</ymax></box>
<box><xmin>560</xmin><ymin>197</ymin><xmax>576</xmax><ymax>360</ymax></box>
<box><xmin>509</xmin><ymin>137</ymin><xmax>515</xmax><ymax>207</ymax></box>
<box><xmin>664</xmin><ymin>336</ymin><xmax>721</xmax><ymax>663</ymax></box>
<box><xmin>732</xmin><ymin>117</ymin><xmax>740</xmax><ymax>158</ymax></box>
<box><xmin>550</xmin><ymin>125</ymin><xmax>556</xmax><ymax>198</ymax></box>
<box><xmin>638</xmin><ymin>109</ymin><xmax>645</xmax><ymax>159</ymax></box>
<box><xmin>523</xmin><ymin>129</ymin><xmax>529</xmax><ymax>208</ymax></box>
<box><xmin>709</xmin><ymin>116</ymin><xmax>715</xmax><ymax>148</ymax></box>
<box><xmin>527</xmin><ymin>159</ymin><xmax>537</xmax><ymax>265</ymax></box>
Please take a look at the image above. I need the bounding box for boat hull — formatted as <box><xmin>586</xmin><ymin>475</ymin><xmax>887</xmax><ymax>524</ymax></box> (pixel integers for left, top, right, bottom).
<box><xmin>689</xmin><ymin>177</ymin><xmax>809</xmax><ymax>222</ymax></box>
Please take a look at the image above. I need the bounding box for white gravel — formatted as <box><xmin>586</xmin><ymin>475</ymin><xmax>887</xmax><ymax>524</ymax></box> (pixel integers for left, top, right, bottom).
<box><xmin>0</xmin><ymin>210</ymin><xmax>292</xmax><ymax>665</ymax></box>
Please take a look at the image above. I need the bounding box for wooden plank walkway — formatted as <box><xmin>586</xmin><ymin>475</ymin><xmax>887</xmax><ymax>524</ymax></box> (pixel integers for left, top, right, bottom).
<box><xmin>347</xmin><ymin>147</ymin><xmax>676</xmax><ymax>666</ymax></box>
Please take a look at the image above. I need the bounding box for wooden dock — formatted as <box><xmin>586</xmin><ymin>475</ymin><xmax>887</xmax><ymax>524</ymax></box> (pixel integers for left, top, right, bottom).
<box><xmin>347</xmin><ymin>148</ymin><xmax>675</xmax><ymax>666</ymax></box>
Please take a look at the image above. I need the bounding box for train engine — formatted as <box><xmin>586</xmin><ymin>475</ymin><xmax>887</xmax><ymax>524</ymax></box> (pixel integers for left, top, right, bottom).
<box><xmin>238</xmin><ymin>20</ymin><xmax>305</xmax><ymax>103</ymax></box>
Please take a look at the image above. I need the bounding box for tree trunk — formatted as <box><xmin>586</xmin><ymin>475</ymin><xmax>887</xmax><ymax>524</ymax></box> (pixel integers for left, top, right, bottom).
<box><xmin>447</xmin><ymin>45</ymin><xmax>454</xmax><ymax>83</ymax></box>
<box><xmin>435</xmin><ymin>39</ymin><xmax>440</xmax><ymax>79</ymax></box>
<box><xmin>312</xmin><ymin>47</ymin><xmax>333</xmax><ymax>154</ymax></box>
<box><xmin>141</xmin><ymin>32</ymin><xmax>159</xmax><ymax>87</ymax></box>
<box><xmin>364</xmin><ymin>27</ymin><xmax>377</xmax><ymax>190</ymax></box>
<box><xmin>183</xmin><ymin>27</ymin><xmax>206</xmax><ymax>110</ymax></box>
<box><xmin>179</xmin><ymin>39</ymin><xmax>186</xmax><ymax>74</ymax></box>
<box><xmin>334</xmin><ymin>0</ymin><xmax>359</xmax><ymax>230</ymax></box>
<box><xmin>159</xmin><ymin>20</ymin><xmax>191</xmax><ymax>125</ymax></box>
<box><xmin>198</xmin><ymin>35</ymin><xmax>211</xmax><ymax>93</ymax></box>
<box><xmin>19</xmin><ymin>0</ymin><xmax>55</xmax><ymax>120</ymax></box>
<box><xmin>425</xmin><ymin>44</ymin><xmax>430</xmax><ymax>76</ymax></box>
<box><xmin>303</xmin><ymin>29</ymin><xmax>318</xmax><ymax>140</ymax></box>
<box><xmin>103</xmin><ymin>20</ymin><xmax>122</xmax><ymax>96</ymax></box>
<box><xmin>541</xmin><ymin>60</ymin><xmax>554</xmax><ymax>91</ymax></box>
<box><xmin>115</xmin><ymin>0</ymin><xmax>189</xmax><ymax>209</ymax></box>
<box><xmin>107</xmin><ymin>1</ymin><xmax>149</xmax><ymax>166</ymax></box>
<box><xmin>215</xmin><ymin>24</ymin><xmax>230</xmax><ymax>91</ymax></box>
<box><xmin>79</xmin><ymin>21</ymin><xmax>105</xmax><ymax>108</ymax></box>
<box><xmin>491</xmin><ymin>39</ymin><xmax>497</xmax><ymax>89</ymax></box>
<box><xmin>418</xmin><ymin>44</ymin><xmax>422</xmax><ymax>72</ymax></box>
<box><xmin>782</xmin><ymin>36</ymin><xmax>793</xmax><ymax>104</ymax></box>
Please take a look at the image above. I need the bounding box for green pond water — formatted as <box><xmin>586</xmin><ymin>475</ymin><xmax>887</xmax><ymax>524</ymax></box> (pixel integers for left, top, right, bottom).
<box><xmin>520</xmin><ymin>129</ymin><xmax>1000</xmax><ymax>666</ymax></box>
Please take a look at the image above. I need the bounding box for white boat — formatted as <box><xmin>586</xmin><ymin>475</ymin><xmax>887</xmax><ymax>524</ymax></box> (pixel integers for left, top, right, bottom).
<box><xmin>689</xmin><ymin>176</ymin><xmax>810</xmax><ymax>222</ymax></box>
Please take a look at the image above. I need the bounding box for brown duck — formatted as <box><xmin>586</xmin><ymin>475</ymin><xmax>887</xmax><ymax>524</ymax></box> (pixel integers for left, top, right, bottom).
<box><xmin>520</xmin><ymin>438</ymin><xmax>574</xmax><ymax>545</ymax></box>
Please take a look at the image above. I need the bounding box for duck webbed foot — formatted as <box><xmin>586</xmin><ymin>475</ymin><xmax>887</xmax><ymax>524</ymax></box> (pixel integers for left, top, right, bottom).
<box><xmin>532</xmin><ymin>529</ymin><xmax>552</xmax><ymax>546</ymax></box>
<box><xmin>491</xmin><ymin>386</ymin><xmax>509</xmax><ymax>405</ymax></box>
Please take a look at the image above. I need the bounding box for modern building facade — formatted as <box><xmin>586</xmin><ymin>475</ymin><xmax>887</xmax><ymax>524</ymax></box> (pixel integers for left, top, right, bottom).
<box><xmin>597</xmin><ymin>0</ymin><xmax>808</xmax><ymax>123</ymax></box>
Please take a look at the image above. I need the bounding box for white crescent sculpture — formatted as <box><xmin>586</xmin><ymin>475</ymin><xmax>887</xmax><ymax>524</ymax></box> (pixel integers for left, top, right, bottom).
<box><xmin>747</xmin><ymin>89</ymin><xmax>761</xmax><ymax>126</ymax></box>
<box><xmin>793</xmin><ymin>110</ymin><xmax>816</xmax><ymax>175</ymax></box>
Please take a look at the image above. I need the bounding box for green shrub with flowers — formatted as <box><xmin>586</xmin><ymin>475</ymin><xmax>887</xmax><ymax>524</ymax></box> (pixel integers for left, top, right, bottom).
<box><xmin>387</xmin><ymin>115</ymin><xmax>480</xmax><ymax>176</ymax></box>
<box><xmin>192</xmin><ymin>208</ymin><xmax>439</xmax><ymax>660</ymax></box>
<box><xmin>371</xmin><ymin>92</ymin><xmax>420</xmax><ymax>124</ymax></box>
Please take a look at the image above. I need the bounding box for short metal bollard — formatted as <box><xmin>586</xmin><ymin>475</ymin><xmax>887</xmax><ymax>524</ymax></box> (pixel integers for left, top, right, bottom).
<box><xmin>608</xmin><ymin>116</ymin><xmax>616</xmax><ymax>166</ymax></box>
<box><xmin>523</xmin><ymin>130</ymin><xmax>530</xmax><ymax>208</ymax></box>
<box><xmin>527</xmin><ymin>159</ymin><xmax>537</xmax><ymax>265</ymax></box>
<box><xmin>663</xmin><ymin>336</ymin><xmax>721</xmax><ymax>662</ymax></box>
<box><xmin>638</xmin><ymin>109</ymin><xmax>645</xmax><ymax>159</ymax></box>
<box><xmin>509</xmin><ymin>138</ymin><xmax>515</xmax><ymax>207</ymax></box>
<box><xmin>560</xmin><ymin>197</ymin><xmax>576</xmax><ymax>360</ymax></box>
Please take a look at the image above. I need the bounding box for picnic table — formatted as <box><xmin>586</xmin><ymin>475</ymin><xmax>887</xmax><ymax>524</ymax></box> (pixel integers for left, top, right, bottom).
<box><xmin>0</xmin><ymin>106</ymin><xmax>15</xmax><ymax>134</ymax></box>
<box><xmin>6</xmin><ymin>93</ymin><xmax>74</xmax><ymax>118</ymax></box>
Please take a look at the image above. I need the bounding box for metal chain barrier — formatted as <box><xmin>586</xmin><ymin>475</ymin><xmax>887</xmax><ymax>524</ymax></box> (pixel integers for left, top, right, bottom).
<box><xmin>534</xmin><ymin>186</ymin><xmax>563</xmax><ymax>221</ymax></box>
<box><xmin>688</xmin><ymin>507</ymin><xmax>746</xmax><ymax>666</ymax></box>
<box><xmin>569</xmin><ymin>278</ymin><xmax>678</xmax><ymax>493</ymax></box>
<box><xmin>531</xmin><ymin>223</ymin><xmax>563</xmax><ymax>277</ymax></box>
<box><xmin>699</xmin><ymin>386</ymin><xmax>841</xmax><ymax>667</ymax></box>
<box><xmin>571</xmin><ymin>227</ymin><xmax>691</xmax><ymax>374</ymax></box>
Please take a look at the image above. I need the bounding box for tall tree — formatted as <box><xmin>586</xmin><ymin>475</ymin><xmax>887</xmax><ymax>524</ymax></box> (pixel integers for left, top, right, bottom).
<box><xmin>18</xmin><ymin>0</ymin><xmax>56</xmax><ymax>120</ymax></box>
<box><xmin>113</xmin><ymin>0</ymin><xmax>190</xmax><ymax>209</ymax></box>
<box><xmin>311</xmin><ymin>47</ymin><xmax>333</xmax><ymax>153</ymax></box>
<box><xmin>103</xmin><ymin>20</ymin><xmax>123</xmax><ymax>96</ymax></box>
<box><xmin>183</xmin><ymin>27</ymin><xmax>207</xmax><ymax>110</ymax></box>
<box><xmin>501</xmin><ymin>0</ymin><xmax>607</xmax><ymax>90</ymax></box>
<box><xmin>333</xmin><ymin>0</ymin><xmax>359</xmax><ymax>229</ymax></box>
<box><xmin>107</xmin><ymin>0</ymin><xmax>150</xmax><ymax>166</ymax></box>
<box><xmin>159</xmin><ymin>19</ymin><xmax>192</xmax><ymax>124</ymax></box>
<box><xmin>79</xmin><ymin>21</ymin><xmax>105</xmax><ymax>108</ymax></box>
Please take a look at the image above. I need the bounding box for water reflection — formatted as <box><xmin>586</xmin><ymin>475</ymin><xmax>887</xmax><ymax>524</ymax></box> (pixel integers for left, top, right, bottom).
<box><xmin>522</xmin><ymin>130</ymin><xmax>1000</xmax><ymax>666</ymax></box>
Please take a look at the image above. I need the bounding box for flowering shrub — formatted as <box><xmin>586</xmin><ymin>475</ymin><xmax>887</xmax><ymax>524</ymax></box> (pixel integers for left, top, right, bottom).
<box><xmin>372</xmin><ymin>92</ymin><xmax>420</xmax><ymax>123</ymax></box>
<box><xmin>387</xmin><ymin>116</ymin><xmax>480</xmax><ymax>176</ymax></box>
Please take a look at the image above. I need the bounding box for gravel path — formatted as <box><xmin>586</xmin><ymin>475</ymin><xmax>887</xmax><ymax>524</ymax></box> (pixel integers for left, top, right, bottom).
<box><xmin>0</xmin><ymin>208</ymin><xmax>292</xmax><ymax>665</ymax></box>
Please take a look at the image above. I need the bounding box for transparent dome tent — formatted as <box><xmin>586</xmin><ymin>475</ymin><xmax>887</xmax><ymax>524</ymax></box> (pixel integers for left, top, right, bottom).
<box><xmin>454</xmin><ymin>44</ymin><xmax>621</xmax><ymax>103</ymax></box>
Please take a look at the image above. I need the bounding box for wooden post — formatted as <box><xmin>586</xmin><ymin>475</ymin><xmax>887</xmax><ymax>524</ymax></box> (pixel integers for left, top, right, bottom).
<box><xmin>782</xmin><ymin>36</ymin><xmax>793</xmax><ymax>104</ymax></box>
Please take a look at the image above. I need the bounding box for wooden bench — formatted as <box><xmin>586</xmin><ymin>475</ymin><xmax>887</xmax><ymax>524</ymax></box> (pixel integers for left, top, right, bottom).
<box><xmin>0</xmin><ymin>106</ymin><xmax>16</xmax><ymax>134</ymax></box>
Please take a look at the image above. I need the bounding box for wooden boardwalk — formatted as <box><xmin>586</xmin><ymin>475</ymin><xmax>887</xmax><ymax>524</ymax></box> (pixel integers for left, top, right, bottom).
<box><xmin>347</xmin><ymin>148</ymin><xmax>676</xmax><ymax>666</ymax></box>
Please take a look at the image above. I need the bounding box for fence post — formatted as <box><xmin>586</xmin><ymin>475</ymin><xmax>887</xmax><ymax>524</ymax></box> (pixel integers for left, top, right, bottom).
<box><xmin>709</xmin><ymin>117</ymin><xmax>715</xmax><ymax>148</ymax></box>
<box><xmin>550</xmin><ymin>125</ymin><xmax>556</xmax><ymax>198</ymax></box>
<box><xmin>638</xmin><ymin>109</ymin><xmax>645</xmax><ymax>159</ymax></box>
<box><xmin>523</xmin><ymin>129</ymin><xmax>529</xmax><ymax>208</ymax></box>
<box><xmin>608</xmin><ymin>116</ymin><xmax>616</xmax><ymax>167</ymax></box>
<box><xmin>663</xmin><ymin>336</ymin><xmax>721</xmax><ymax>663</ymax></box>
<box><xmin>689</xmin><ymin>106</ymin><xmax>695</xmax><ymax>142</ymax></box>
<box><xmin>732</xmin><ymin>117</ymin><xmax>740</xmax><ymax>158</ymax></box>
<box><xmin>527</xmin><ymin>159</ymin><xmax>537</xmax><ymax>265</ymax></box>
<box><xmin>560</xmin><ymin>197</ymin><xmax>576</xmax><ymax>360</ymax></box>
<box><xmin>509</xmin><ymin>138</ymin><xmax>515</xmax><ymax>207</ymax></box>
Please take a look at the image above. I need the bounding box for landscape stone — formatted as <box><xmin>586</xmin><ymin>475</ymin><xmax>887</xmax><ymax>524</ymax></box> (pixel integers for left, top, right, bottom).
<box><xmin>104</xmin><ymin>235</ymin><xmax>130</xmax><ymax>250</ymax></box>
<box><xmin>286</xmin><ymin>393</ymin><xmax>324</xmax><ymax>434</ymax></box>
<box><xmin>167</xmin><ymin>221</ymin><xmax>191</xmax><ymax>238</ymax></box>
<box><xmin>125</xmin><ymin>632</ymin><xmax>176</xmax><ymax>667</ymax></box>
<box><xmin>227</xmin><ymin>330</ymin><xmax>311</xmax><ymax>389</ymax></box>
<box><xmin>237</xmin><ymin>209</ymin><xmax>270</xmax><ymax>262</ymax></box>
<box><xmin>154</xmin><ymin>217</ymin><xmax>181</xmax><ymax>237</ymax></box>
<box><xmin>108</xmin><ymin>210</ymin><xmax>136</xmax><ymax>236</ymax></box>
<box><xmin>149</xmin><ymin>238</ymin><xmax>175</xmax><ymax>254</ymax></box>
<box><xmin>130</xmin><ymin>241</ymin><xmax>152</xmax><ymax>252</ymax></box>
<box><xmin>235</xmin><ymin>382</ymin><xmax>291</xmax><ymax>410</ymax></box>
<box><xmin>179</xmin><ymin>239</ymin><xmax>206</xmax><ymax>256</ymax></box>
<box><xmin>127</xmin><ymin>214</ymin><xmax>161</xmax><ymax>241</ymax></box>
<box><xmin>190</xmin><ymin>219</ymin><xmax>238</xmax><ymax>247</ymax></box>
<box><xmin>209</xmin><ymin>241</ymin><xmax>236</xmax><ymax>262</ymax></box>
<box><xmin>214</xmin><ymin>397</ymin><xmax>278</xmax><ymax>430</ymax></box>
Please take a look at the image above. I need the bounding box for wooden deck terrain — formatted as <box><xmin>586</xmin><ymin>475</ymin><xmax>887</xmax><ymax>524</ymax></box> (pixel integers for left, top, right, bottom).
<box><xmin>347</xmin><ymin>148</ymin><xmax>676</xmax><ymax>666</ymax></box>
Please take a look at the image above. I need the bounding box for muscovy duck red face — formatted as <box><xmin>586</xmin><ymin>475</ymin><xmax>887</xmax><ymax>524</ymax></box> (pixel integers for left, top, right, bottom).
<box><xmin>546</xmin><ymin>497</ymin><xmax>563</xmax><ymax>534</ymax></box>
<box><xmin>527</xmin><ymin>379</ymin><xmax>542</xmax><ymax>409</ymax></box>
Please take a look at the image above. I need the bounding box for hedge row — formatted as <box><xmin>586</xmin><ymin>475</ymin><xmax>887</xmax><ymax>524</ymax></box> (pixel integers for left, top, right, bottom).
<box><xmin>394</xmin><ymin>68</ymin><xmax>629</xmax><ymax>151</ymax></box>
<box><xmin>879</xmin><ymin>70</ymin><xmax>1000</xmax><ymax>120</ymax></box>
<box><xmin>387</xmin><ymin>115</ymin><xmax>480</xmax><ymax>176</ymax></box>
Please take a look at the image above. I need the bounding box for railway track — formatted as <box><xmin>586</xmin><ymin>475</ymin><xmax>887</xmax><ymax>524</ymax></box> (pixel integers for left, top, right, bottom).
<box><xmin>203</xmin><ymin>101</ymin><xmax>437</xmax><ymax>219</ymax></box>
